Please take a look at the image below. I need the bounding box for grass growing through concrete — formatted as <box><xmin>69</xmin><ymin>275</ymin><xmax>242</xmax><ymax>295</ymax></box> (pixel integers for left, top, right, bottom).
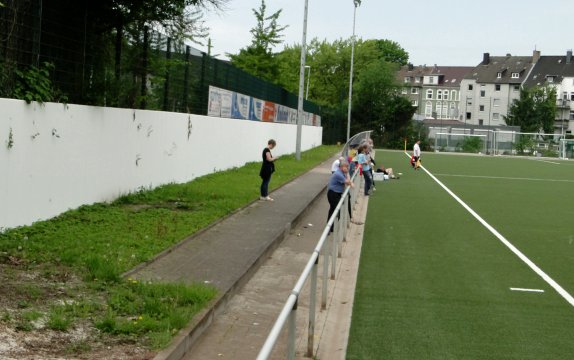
<box><xmin>0</xmin><ymin>145</ymin><xmax>338</xmax><ymax>354</ymax></box>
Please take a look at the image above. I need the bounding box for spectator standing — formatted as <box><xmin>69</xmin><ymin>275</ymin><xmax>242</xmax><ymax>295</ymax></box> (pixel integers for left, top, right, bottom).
<box><xmin>331</xmin><ymin>156</ymin><xmax>344</xmax><ymax>174</ymax></box>
<box><xmin>358</xmin><ymin>145</ymin><xmax>373</xmax><ymax>195</ymax></box>
<box><xmin>259</xmin><ymin>139</ymin><xmax>277</xmax><ymax>201</ymax></box>
<box><xmin>327</xmin><ymin>160</ymin><xmax>352</xmax><ymax>231</ymax></box>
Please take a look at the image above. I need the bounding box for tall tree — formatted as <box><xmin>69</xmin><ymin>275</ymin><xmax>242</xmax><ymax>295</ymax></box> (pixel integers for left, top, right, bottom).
<box><xmin>505</xmin><ymin>86</ymin><xmax>556</xmax><ymax>133</ymax></box>
<box><xmin>353</xmin><ymin>61</ymin><xmax>415</xmax><ymax>146</ymax></box>
<box><xmin>228</xmin><ymin>0</ymin><xmax>287</xmax><ymax>82</ymax></box>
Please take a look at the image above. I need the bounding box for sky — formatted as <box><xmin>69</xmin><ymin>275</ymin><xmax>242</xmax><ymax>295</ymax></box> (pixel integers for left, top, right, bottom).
<box><xmin>201</xmin><ymin>0</ymin><xmax>573</xmax><ymax>67</ymax></box>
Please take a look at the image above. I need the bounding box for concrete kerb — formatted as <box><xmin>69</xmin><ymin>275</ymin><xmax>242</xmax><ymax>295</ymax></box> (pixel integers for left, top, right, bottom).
<box><xmin>150</xmin><ymin>156</ymin><xmax>338</xmax><ymax>360</ymax></box>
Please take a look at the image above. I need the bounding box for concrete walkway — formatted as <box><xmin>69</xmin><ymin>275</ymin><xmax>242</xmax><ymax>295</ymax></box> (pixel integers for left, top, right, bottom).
<box><xmin>129</xmin><ymin>156</ymin><xmax>338</xmax><ymax>360</ymax></box>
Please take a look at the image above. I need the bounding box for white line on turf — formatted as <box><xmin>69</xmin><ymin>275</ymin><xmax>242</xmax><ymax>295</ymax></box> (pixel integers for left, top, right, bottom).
<box><xmin>528</xmin><ymin>159</ymin><xmax>561</xmax><ymax>165</ymax></box>
<box><xmin>404</xmin><ymin>152</ymin><xmax>574</xmax><ymax>308</ymax></box>
<box><xmin>510</xmin><ymin>288</ymin><xmax>545</xmax><ymax>293</ymax></box>
<box><xmin>432</xmin><ymin>174</ymin><xmax>574</xmax><ymax>183</ymax></box>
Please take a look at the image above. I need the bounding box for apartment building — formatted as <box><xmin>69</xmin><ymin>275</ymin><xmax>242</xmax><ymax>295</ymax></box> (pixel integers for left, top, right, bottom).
<box><xmin>397</xmin><ymin>64</ymin><xmax>472</xmax><ymax>120</ymax></box>
<box><xmin>460</xmin><ymin>52</ymin><xmax>537</xmax><ymax>126</ymax></box>
<box><xmin>523</xmin><ymin>50</ymin><xmax>574</xmax><ymax>135</ymax></box>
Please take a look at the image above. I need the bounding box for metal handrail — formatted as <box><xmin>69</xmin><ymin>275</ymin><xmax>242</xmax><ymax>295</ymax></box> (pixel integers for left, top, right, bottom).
<box><xmin>257</xmin><ymin>169</ymin><xmax>361</xmax><ymax>360</ymax></box>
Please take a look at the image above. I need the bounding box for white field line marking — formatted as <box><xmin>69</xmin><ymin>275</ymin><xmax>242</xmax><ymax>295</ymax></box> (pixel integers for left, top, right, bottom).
<box><xmin>510</xmin><ymin>288</ymin><xmax>545</xmax><ymax>293</ymax></box>
<box><xmin>433</xmin><ymin>173</ymin><xmax>574</xmax><ymax>184</ymax></box>
<box><xmin>404</xmin><ymin>152</ymin><xmax>574</xmax><ymax>307</ymax></box>
<box><xmin>528</xmin><ymin>158</ymin><xmax>561</xmax><ymax>165</ymax></box>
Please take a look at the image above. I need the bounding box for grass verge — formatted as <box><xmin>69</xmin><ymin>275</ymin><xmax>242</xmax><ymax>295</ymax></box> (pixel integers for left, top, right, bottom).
<box><xmin>0</xmin><ymin>145</ymin><xmax>339</xmax><ymax>356</ymax></box>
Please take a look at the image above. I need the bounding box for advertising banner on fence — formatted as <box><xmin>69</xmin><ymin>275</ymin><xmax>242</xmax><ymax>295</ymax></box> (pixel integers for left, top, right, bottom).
<box><xmin>207</xmin><ymin>86</ymin><xmax>221</xmax><ymax>117</ymax></box>
<box><xmin>220</xmin><ymin>89</ymin><xmax>232</xmax><ymax>118</ymax></box>
<box><xmin>262</xmin><ymin>101</ymin><xmax>276</xmax><ymax>122</ymax></box>
<box><xmin>275</xmin><ymin>105</ymin><xmax>289</xmax><ymax>123</ymax></box>
<box><xmin>288</xmin><ymin>108</ymin><xmax>298</xmax><ymax>124</ymax></box>
<box><xmin>231</xmin><ymin>92</ymin><xmax>251</xmax><ymax>119</ymax></box>
<box><xmin>249</xmin><ymin>97</ymin><xmax>264</xmax><ymax>121</ymax></box>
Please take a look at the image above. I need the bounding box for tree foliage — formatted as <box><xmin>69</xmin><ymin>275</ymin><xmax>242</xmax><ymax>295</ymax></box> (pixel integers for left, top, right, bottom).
<box><xmin>505</xmin><ymin>86</ymin><xmax>556</xmax><ymax>133</ymax></box>
<box><xmin>228</xmin><ymin>0</ymin><xmax>287</xmax><ymax>82</ymax></box>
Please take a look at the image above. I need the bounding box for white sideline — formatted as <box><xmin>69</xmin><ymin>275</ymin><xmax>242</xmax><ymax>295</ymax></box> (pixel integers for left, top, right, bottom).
<box><xmin>510</xmin><ymin>288</ymin><xmax>545</xmax><ymax>293</ymax></box>
<box><xmin>433</xmin><ymin>173</ymin><xmax>574</xmax><ymax>184</ymax></box>
<box><xmin>406</xmin><ymin>153</ymin><xmax>574</xmax><ymax>307</ymax></box>
<box><xmin>528</xmin><ymin>159</ymin><xmax>561</xmax><ymax>165</ymax></box>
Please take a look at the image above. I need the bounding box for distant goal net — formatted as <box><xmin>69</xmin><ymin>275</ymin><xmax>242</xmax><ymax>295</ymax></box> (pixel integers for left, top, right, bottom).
<box><xmin>493</xmin><ymin>131</ymin><xmax>563</xmax><ymax>158</ymax></box>
<box><xmin>432</xmin><ymin>133</ymin><xmax>487</xmax><ymax>154</ymax></box>
<box><xmin>559</xmin><ymin>139</ymin><xmax>574</xmax><ymax>159</ymax></box>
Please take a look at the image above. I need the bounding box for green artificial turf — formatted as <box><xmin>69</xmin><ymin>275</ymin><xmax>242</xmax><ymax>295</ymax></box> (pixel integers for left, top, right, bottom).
<box><xmin>347</xmin><ymin>150</ymin><xmax>574</xmax><ymax>360</ymax></box>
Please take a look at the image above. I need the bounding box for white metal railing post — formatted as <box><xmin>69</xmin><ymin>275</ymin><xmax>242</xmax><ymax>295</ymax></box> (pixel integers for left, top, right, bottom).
<box><xmin>287</xmin><ymin>298</ymin><xmax>297</xmax><ymax>360</ymax></box>
<box><xmin>331</xmin><ymin>215</ymin><xmax>338</xmax><ymax>279</ymax></box>
<box><xmin>321</xmin><ymin>238</ymin><xmax>329</xmax><ymax>309</ymax></box>
<box><xmin>307</xmin><ymin>257</ymin><xmax>318</xmax><ymax>357</ymax></box>
<box><xmin>338</xmin><ymin>206</ymin><xmax>344</xmax><ymax>257</ymax></box>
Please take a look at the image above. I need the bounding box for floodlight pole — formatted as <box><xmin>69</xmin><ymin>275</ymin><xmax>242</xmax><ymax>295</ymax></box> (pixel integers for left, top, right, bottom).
<box><xmin>296</xmin><ymin>0</ymin><xmax>310</xmax><ymax>161</ymax></box>
<box><xmin>346</xmin><ymin>0</ymin><xmax>361</xmax><ymax>142</ymax></box>
<box><xmin>305</xmin><ymin>65</ymin><xmax>311</xmax><ymax>100</ymax></box>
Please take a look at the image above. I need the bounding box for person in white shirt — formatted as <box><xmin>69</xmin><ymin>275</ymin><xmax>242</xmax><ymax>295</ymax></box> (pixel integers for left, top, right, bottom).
<box><xmin>331</xmin><ymin>156</ymin><xmax>344</xmax><ymax>174</ymax></box>
<box><xmin>413</xmin><ymin>140</ymin><xmax>421</xmax><ymax>170</ymax></box>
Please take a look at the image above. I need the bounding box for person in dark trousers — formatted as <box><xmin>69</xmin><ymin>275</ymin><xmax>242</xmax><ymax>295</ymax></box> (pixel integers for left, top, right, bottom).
<box><xmin>327</xmin><ymin>160</ymin><xmax>353</xmax><ymax>232</ymax></box>
<box><xmin>259</xmin><ymin>139</ymin><xmax>277</xmax><ymax>201</ymax></box>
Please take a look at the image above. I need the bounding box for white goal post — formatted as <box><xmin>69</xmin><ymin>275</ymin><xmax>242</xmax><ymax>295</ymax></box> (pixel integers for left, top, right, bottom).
<box><xmin>433</xmin><ymin>133</ymin><xmax>487</xmax><ymax>154</ymax></box>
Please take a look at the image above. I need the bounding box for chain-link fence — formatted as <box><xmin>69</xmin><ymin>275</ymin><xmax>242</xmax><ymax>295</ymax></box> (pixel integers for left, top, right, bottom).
<box><xmin>0</xmin><ymin>0</ymin><xmax>321</xmax><ymax>116</ymax></box>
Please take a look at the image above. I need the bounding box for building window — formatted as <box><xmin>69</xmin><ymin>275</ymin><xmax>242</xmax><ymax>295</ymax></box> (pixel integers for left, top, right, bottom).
<box><xmin>480</xmin><ymin>90</ymin><xmax>486</xmax><ymax>97</ymax></box>
<box><xmin>429</xmin><ymin>76</ymin><xmax>435</xmax><ymax>84</ymax></box>
<box><xmin>412</xmin><ymin>100</ymin><xmax>418</xmax><ymax>106</ymax></box>
<box><xmin>493</xmin><ymin>98</ymin><xmax>500</xmax><ymax>107</ymax></box>
<box><xmin>547</xmin><ymin>76</ymin><xmax>554</xmax><ymax>83</ymax></box>
<box><xmin>479</xmin><ymin>119</ymin><xmax>484</xmax><ymax>126</ymax></box>
<box><xmin>479</xmin><ymin>105</ymin><xmax>485</xmax><ymax>111</ymax></box>
<box><xmin>402</xmin><ymin>88</ymin><xmax>408</xmax><ymax>95</ymax></box>
<box><xmin>411</xmin><ymin>88</ymin><xmax>418</xmax><ymax>94</ymax></box>
<box><xmin>443</xmin><ymin>91</ymin><xmax>449</xmax><ymax>101</ymax></box>
<box><xmin>404</xmin><ymin>77</ymin><xmax>411</xmax><ymax>83</ymax></box>
<box><xmin>437</xmin><ymin>90</ymin><xmax>442</xmax><ymax>100</ymax></box>
<box><xmin>497</xmin><ymin>72</ymin><xmax>502</xmax><ymax>78</ymax></box>
<box><xmin>468</xmin><ymin>84</ymin><xmax>473</xmax><ymax>90</ymax></box>
<box><xmin>493</xmin><ymin>113</ymin><xmax>500</xmax><ymax>120</ymax></box>
<box><xmin>495</xmin><ymin>84</ymin><xmax>501</xmax><ymax>91</ymax></box>
<box><xmin>425</xmin><ymin>102</ymin><xmax>432</xmax><ymax>117</ymax></box>
<box><xmin>513</xmin><ymin>85</ymin><xmax>520</xmax><ymax>91</ymax></box>
<box><xmin>466</xmin><ymin>112</ymin><xmax>472</xmax><ymax>120</ymax></box>
<box><xmin>415</xmin><ymin>76</ymin><xmax>421</xmax><ymax>83</ymax></box>
<box><xmin>426</xmin><ymin>89</ymin><xmax>433</xmax><ymax>99</ymax></box>
<box><xmin>451</xmin><ymin>90</ymin><xmax>457</xmax><ymax>100</ymax></box>
<box><xmin>570</xmin><ymin>110</ymin><xmax>574</xmax><ymax>120</ymax></box>
<box><xmin>511</xmin><ymin>73</ymin><xmax>519</xmax><ymax>78</ymax></box>
<box><xmin>570</xmin><ymin>92</ymin><xmax>574</xmax><ymax>101</ymax></box>
<box><xmin>442</xmin><ymin>104</ymin><xmax>448</xmax><ymax>118</ymax></box>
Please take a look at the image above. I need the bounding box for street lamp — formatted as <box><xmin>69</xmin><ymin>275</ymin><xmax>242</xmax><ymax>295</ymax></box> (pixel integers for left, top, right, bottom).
<box><xmin>305</xmin><ymin>65</ymin><xmax>311</xmax><ymax>100</ymax></box>
<box><xmin>346</xmin><ymin>0</ymin><xmax>361</xmax><ymax>142</ymax></box>
<box><xmin>295</xmin><ymin>0</ymin><xmax>310</xmax><ymax>160</ymax></box>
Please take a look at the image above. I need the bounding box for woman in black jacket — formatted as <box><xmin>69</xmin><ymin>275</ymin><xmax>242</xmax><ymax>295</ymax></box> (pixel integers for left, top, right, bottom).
<box><xmin>259</xmin><ymin>139</ymin><xmax>277</xmax><ymax>201</ymax></box>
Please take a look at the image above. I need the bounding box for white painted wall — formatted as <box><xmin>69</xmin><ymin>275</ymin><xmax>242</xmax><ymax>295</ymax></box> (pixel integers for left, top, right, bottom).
<box><xmin>0</xmin><ymin>98</ymin><xmax>323</xmax><ymax>229</ymax></box>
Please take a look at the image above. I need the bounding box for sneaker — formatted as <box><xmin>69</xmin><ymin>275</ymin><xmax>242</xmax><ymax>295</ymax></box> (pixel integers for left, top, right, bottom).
<box><xmin>260</xmin><ymin>196</ymin><xmax>267</xmax><ymax>201</ymax></box>
<box><xmin>265</xmin><ymin>196</ymin><xmax>274</xmax><ymax>201</ymax></box>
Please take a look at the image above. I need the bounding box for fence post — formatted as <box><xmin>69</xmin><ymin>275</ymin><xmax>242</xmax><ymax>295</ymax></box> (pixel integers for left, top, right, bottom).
<box><xmin>199</xmin><ymin>52</ymin><xmax>207</xmax><ymax>115</ymax></box>
<box><xmin>140</xmin><ymin>25</ymin><xmax>149</xmax><ymax>109</ymax></box>
<box><xmin>322</xmin><ymin>241</ymin><xmax>329</xmax><ymax>309</ymax></box>
<box><xmin>307</xmin><ymin>256</ymin><xmax>318</xmax><ymax>357</ymax></box>
<box><xmin>162</xmin><ymin>37</ymin><xmax>171</xmax><ymax>111</ymax></box>
<box><xmin>183</xmin><ymin>45</ymin><xmax>190</xmax><ymax>112</ymax></box>
<box><xmin>287</xmin><ymin>298</ymin><xmax>298</xmax><ymax>360</ymax></box>
<box><xmin>331</xmin><ymin>217</ymin><xmax>338</xmax><ymax>280</ymax></box>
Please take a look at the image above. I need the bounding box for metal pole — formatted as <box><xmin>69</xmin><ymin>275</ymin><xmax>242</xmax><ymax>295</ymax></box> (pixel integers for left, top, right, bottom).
<box><xmin>331</xmin><ymin>218</ymin><xmax>338</xmax><ymax>279</ymax></box>
<box><xmin>321</xmin><ymin>240</ymin><xmax>329</xmax><ymax>309</ymax></box>
<box><xmin>307</xmin><ymin>258</ymin><xmax>318</xmax><ymax>357</ymax></box>
<box><xmin>296</xmin><ymin>0</ymin><xmax>310</xmax><ymax>160</ymax></box>
<box><xmin>346</xmin><ymin>1</ymin><xmax>360</xmax><ymax>142</ymax></box>
<box><xmin>305</xmin><ymin>65</ymin><xmax>311</xmax><ymax>100</ymax></box>
<box><xmin>287</xmin><ymin>299</ymin><xmax>297</xmax><ymax>360</ymax></box>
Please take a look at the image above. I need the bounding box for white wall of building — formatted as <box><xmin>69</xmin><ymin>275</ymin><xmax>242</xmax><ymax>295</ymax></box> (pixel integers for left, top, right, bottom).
<box><xmin>0</xmin><ymin>98</ymin><xmax>323</xmax><ymax>229</ymax></box>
